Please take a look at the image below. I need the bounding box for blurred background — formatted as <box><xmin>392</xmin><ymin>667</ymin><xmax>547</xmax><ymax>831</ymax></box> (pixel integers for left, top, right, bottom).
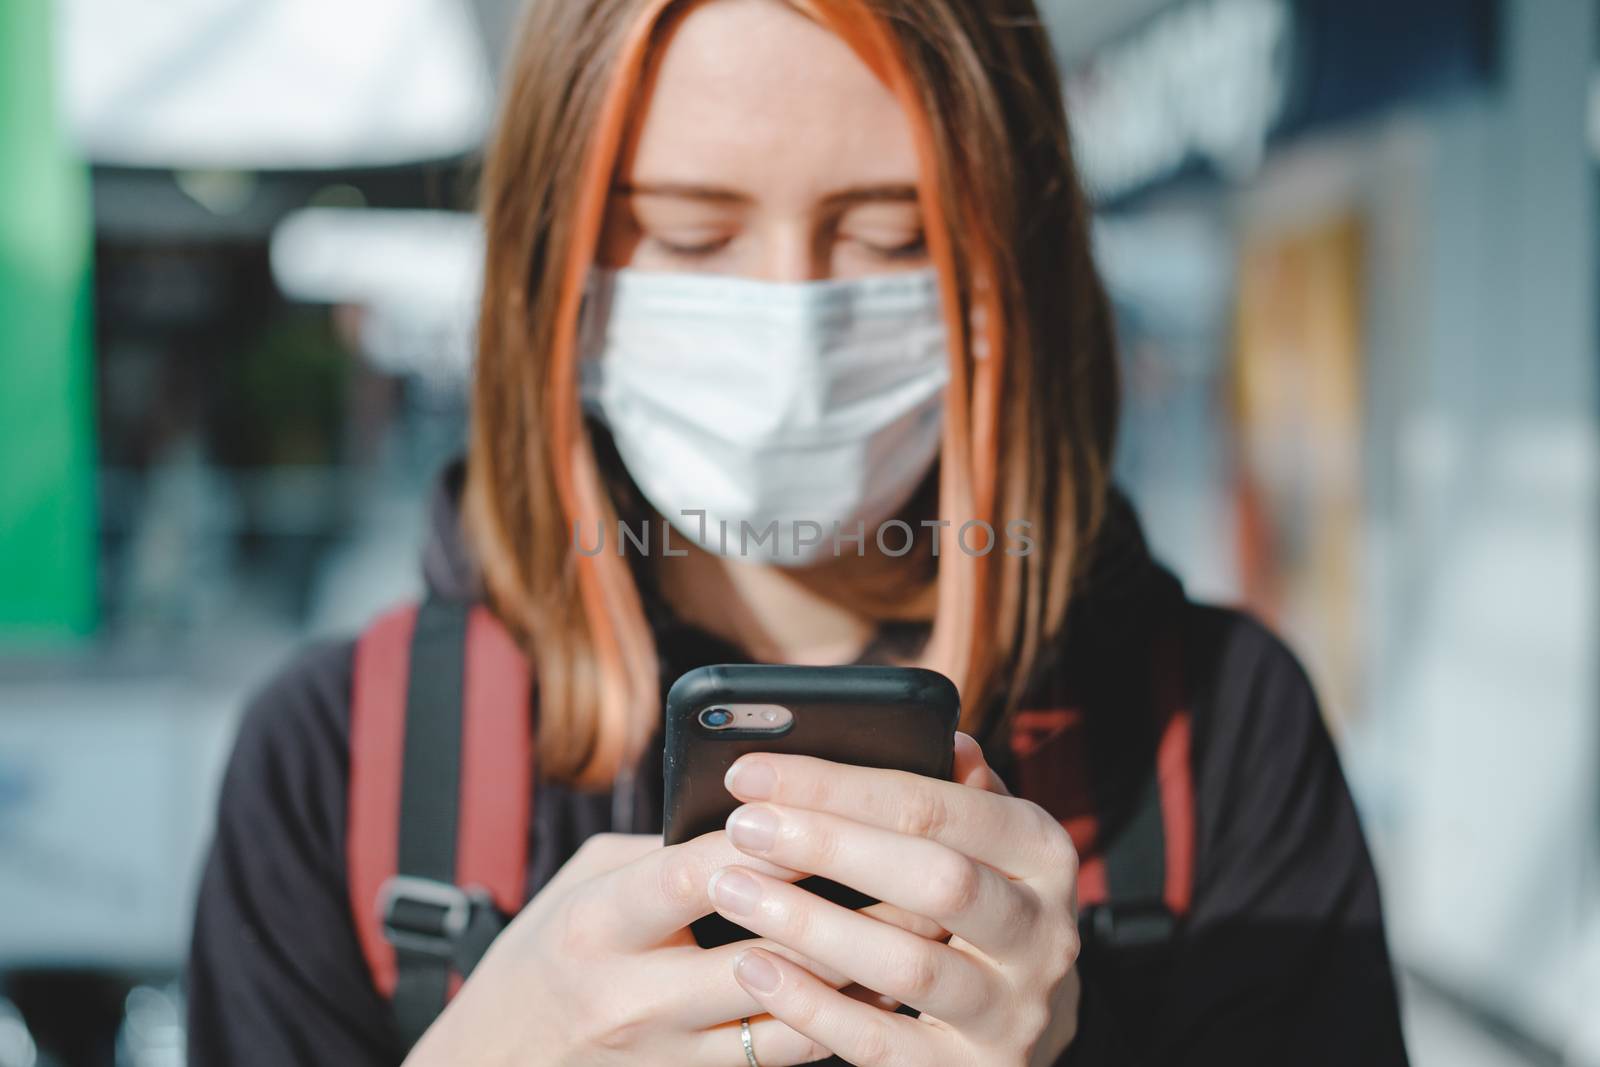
<box><xmin>0</xmin><ymin>0</ymin><xmax>1595</xmax><ymax>1063</ymax></box>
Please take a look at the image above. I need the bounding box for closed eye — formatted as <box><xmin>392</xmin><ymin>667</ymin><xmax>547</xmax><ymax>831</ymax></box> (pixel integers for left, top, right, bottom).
<box><xmin>857</xmin><ymin>232</ymin><xmax>928</xmax><ymax>261</ymax></box>
<box><xmin>651</xmin><ymin>233</ymin><xmax>736</xmax><ymax>259</ymax></box>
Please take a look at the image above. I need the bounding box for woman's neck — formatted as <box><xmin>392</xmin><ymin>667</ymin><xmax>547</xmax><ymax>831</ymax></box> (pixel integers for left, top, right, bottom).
<box><xmin>654</xmin><ymin>544</ymin><xmax>877</xmax><ymax>666</ymax></box>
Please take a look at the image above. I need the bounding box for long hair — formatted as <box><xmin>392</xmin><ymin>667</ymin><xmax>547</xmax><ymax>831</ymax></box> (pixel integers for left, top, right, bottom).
<box><xmin>466</xmin><ymin>0</ymin><xmax>1120</xmax><ymax>788</ymax></box>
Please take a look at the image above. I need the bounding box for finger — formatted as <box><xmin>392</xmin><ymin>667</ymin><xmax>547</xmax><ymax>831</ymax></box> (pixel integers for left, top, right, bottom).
<box><xmin>860</xmin><ymin>901</ymin><xmax>950</xmax><ymax>942</ymax></box>
<box><xmin>592</xmin><ymin>830</ymin><xmax>806</xmax><ymax>949</ymax></box>
<box><xmin>765</xmin><ymin>946</ymin><xmax>960</xmax><ymax>1009</ymax></box>
<box><xmin>708</xmin><ymin>866</ymin><xmax>994</xmax><ymax>1025</ymax></box>
<box><xmin>841</xmin><ymin>983</ymin><xmax>903</xmax><ymax>1012</ymax></box>
<box><xmin>953</xmin><ymin>732</ymin><xmax>1012</xmax><ymax>796</ymax></box>
<box><xmin>725</xmin><ymin>753</ymin><xmax>1063</xmax><ymax>878</ymax></box>
<box><xmin>653</xmin><ymin>935</ymin><xmax>878</xmax><ymax>1027</ymax></box>
<box><xmin>544</xmin><ymin>832</ymin><xmax>664</xmax><ymax>893</ymax></box>
<box><xmin>730</xmin><ymin>947</ymin><xmax>940</xmax><ymax>1067</ymax></box>
<box><xmin>688</xmin><ymin>1014</ymin><xmax>835</xmax><ymax>1066</ymax></box>
<box><xmin>726</xmin><ymin>803</ymin><xmax>1038</xmax><ymax>952</ymax></box>
<box><xmin>725</xmin><ymin>908</ymin><xmax>947</xmax><ymax>991</ymax></box>
<box><xmin>639</xmin><ymin>940</ymin><xmax>815</xmax><ymax>1029</ymax></box>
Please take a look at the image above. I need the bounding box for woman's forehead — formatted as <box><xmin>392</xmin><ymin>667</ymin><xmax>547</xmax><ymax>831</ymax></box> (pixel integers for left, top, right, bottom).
<box><xmin>617</xmin><ymin>0</ymin><xmax>920</xmax><ymax>200</ymax></box>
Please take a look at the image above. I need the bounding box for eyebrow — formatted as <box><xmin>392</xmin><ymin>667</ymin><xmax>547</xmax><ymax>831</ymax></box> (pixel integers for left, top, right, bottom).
<box><xmin>614</xmin><ymin>182</ymin><xmax>749</xmax><ymax>204</ymax></box>
<box><xmin>820</xmin><ymin>184</ymin><xmax>920</xmax><ymax>210</ymax></box>
<box><xmin>613</xmin><ymin>182</ymin><xmax>921</xmax><ymax>208</ymax></box>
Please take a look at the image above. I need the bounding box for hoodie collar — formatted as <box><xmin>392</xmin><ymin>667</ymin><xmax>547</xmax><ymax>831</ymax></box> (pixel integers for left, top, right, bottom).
<box><xmin>420</xmin><ymin>457</ymin><xmax>481</xmax><ymax>602</ymax></box>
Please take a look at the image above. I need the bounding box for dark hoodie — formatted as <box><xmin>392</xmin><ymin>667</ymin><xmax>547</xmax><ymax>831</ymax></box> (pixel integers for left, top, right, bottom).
<box><xmin>187</xmin><ymin>461</ymin><xmax>1409</xmax><ymax>1066</ymax></box>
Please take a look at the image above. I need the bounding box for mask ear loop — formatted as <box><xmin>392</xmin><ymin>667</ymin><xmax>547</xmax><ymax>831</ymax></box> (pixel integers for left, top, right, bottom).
<box><xmin>803</xmin><ymin>0</ymin><xmax>1007</xmax><ymax>714</ymax></box>
<box><xmin>548</xmin><ymin>0</ymin><xmax>678</xmax><ymax>789</ymax></box>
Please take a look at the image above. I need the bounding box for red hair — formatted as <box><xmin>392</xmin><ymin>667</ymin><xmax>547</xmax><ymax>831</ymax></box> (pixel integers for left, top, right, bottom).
<box><xmin>467</xmin><ymin>0</ymin><xmax>1117</xmax><ymax>787</ymax></box>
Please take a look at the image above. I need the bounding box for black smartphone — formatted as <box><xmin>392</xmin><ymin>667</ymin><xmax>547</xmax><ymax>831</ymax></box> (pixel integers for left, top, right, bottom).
<box><xmin>662</xmin><ymin>663</ymin><xmax>959</xmax><ymax>948</ymax></box>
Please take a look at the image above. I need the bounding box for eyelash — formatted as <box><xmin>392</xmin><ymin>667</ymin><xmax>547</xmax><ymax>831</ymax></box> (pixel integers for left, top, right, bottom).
<box><xmin>652</xmin><ymin>236</ymin><xmax>734</xmax><ymax>259</ymax></box>
<box><xmin>862</xmin><ymin>234</ymin><xmax>928</xmax><ymax>260</ymax></box>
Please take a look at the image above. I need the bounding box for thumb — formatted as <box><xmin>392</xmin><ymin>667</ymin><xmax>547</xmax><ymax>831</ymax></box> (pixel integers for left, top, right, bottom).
<box><xmin>953</xmin><ymin>731</ymin><xmax>1012</xmax><ymax>796</ymax></box>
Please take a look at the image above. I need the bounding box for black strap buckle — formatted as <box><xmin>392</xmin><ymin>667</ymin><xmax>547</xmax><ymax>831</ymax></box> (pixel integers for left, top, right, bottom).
<box><xmin>1085</xmin><ymin>902</ymin><xmax>1177</xmax><ymax>949</ymax></box>
<box><xmin>379</xmin><ymin>876</ymin><xmax>476</xmax><ymax>959</ymax></box>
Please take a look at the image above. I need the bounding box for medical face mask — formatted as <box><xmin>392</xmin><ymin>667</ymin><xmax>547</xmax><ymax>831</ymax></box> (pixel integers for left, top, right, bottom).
<box><xmin>578</xmin><ymin>267</ymin><xmax>949</xmax><ymax>566</ymax></box>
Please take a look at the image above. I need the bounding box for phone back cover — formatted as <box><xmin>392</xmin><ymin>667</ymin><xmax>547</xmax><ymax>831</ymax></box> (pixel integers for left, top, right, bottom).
<box><xmin>662</xmin><ymin>664</ymin><xmax>959</xmax><ymax>946</ymax></box>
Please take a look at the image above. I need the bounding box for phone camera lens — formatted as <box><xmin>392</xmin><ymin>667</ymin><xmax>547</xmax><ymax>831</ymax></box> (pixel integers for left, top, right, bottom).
<box><xmin>700</xmin><ymin>707</ymin><xmax>734</xmax><ymax>729</ymax></box>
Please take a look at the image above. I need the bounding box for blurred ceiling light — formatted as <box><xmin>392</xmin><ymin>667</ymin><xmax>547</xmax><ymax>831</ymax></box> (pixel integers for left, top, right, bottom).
<box><xmin>58</xmin><ymin>0</ymin><xmax>493</xmax><ymax>170</ymax></box>
<box><xmin>270</xmin><ymin>207</ymin><xmax>482</xmax><ymax>383</ymax></box>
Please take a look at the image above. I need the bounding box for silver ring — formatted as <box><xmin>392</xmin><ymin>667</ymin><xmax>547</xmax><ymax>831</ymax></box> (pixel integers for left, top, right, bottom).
<box><xmin>740</xmin><ymin>1016</ymin><xmax>760</xmax><ymax>1067</ymax></box>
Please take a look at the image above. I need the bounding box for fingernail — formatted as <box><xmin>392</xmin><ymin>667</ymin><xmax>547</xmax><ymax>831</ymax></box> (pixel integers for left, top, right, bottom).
<box><xmin>708</xmin><ymin>868</ymin><xmax>762</xmax><ymax>916</ymax></box>
<box><xmin>726</xmin><ymin>759</ymin><xmax>776</xmax><ymax>800</ymax></box>
<box><xmin>726</xmin><ymin>806</ymin><xmax>778</xmax><ymax>852</ymax></box>
<box><xmin>735</xmin><ymin>950</ymin><xmax>783</xmax><ymax>995</ymax></box>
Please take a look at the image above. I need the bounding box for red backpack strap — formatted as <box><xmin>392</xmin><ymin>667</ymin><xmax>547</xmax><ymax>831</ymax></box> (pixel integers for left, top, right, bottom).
<box><xmin>1009</xmin><ymin>612</ymin><xmax>1195</xmax><ymax>943</ymax></box>
<box><xmin>1085</xmin><ymin>619</ymin><xmax>1194</xmax><ymax>943</ymax></box>
<box><xmin>348</xmin><ymin>602</ymin><xmax>415</xmax><ymax>998</ymax></box>
<box><xmin>348</xmin><ymin>598</ymin><xmax>533</xmax><ymax>1047</ymax></box>
<box><xmin>457</xmin><ymin>605</ymin><xmax>535</xmax><ymax>917</ymax></box>
<box><xmin>1150</xmin><ymin>622</ymin><xmax>1195</xmax><ymax>918</ymax></box>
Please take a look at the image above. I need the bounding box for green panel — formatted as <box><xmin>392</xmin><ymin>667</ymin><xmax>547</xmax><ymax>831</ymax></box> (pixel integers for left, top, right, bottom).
<box><xmin>0</xmin><ymin>0</ymin><xmax>98</xmax><ymax>640</ymax></box>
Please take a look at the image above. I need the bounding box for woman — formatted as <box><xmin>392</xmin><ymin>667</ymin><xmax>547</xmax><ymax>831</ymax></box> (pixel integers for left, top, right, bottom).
<box><xmin>188</xmin><ymin>0</ymin><xmax>1410</xmax><ymax>1064</ymax></box>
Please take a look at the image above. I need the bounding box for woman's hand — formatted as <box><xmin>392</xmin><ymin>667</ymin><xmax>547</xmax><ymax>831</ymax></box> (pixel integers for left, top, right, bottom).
<box><xmin>709</xmin><ymin>732</ymin><xmax>1083</xmax><ymax>1067</ymax></box>
<box><xmin>403</xmin><ymin>830</ymin><xmax>837</xmax><ymax>1066</ymax></box>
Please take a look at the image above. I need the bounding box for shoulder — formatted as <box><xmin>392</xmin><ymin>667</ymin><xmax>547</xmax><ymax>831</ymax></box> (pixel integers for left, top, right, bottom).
<box><xmin>240</xmin><ymin>636</ymin><xmax>357</xmax><ymax>743</ymax></box>
<box><xmin>216</xmin><ymin>636</ymin><xmax>358</xmax><ymax>853</ymax></box>
<box><xmin>191</xmin><ymin>635</ymin><xmax>407</xmax><ymax>1063</ymax></box>
<box><xmin>1156</xmin><ymin>606</ymin><xmax>1405</xmax><ymax>1060</ymax></box>
<box><xmin>1174</xmin><ymin>602</ymin><xmax>1381</xmax><ymax>914</ymax></box>
<box><xmin>231</xmin><ymin>635</ymin><xmax>357</xmax><ymax>774</ymax></box>
<box><xmin>1182</xmin><ymin>599</ymin><xmax>1312</xmax><ymax>690</ymax></box>
<box><xmin>1176</xmin><ymin>601</ymin><xmax>1331</xmax><ymax>788</ymax></box>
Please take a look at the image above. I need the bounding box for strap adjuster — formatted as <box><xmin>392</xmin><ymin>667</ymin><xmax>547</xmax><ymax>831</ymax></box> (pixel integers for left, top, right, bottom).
<box><xmin>1085</xmin><ymin>901</ymin><xmax>1177</xmax><ymax>948</ymax></box>
<box><xmin>379</xmin><ymin>876</ymin><xmax>474</xmax><ymax>959</ymax></box>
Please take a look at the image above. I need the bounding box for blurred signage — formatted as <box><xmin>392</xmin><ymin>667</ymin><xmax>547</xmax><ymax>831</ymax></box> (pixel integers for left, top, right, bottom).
<box><xmin>1069</xmin><ymin>0</ymin><xmax>1294</xmax><ymax>202</ymax></box>
<box><xmin>1069</xmin><ymin>0</ymin><xmax>1500</xmax><ymax>201</ymax></box>
<box><xmin>1</xmin><ymin>0</ymin><xmax>97</xmax><ymax>641</ymax></box>
<box><xmin>1231</xmin><ymin>215</ymin><xmax>1367</xmax><ymax>727</ymax></box>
